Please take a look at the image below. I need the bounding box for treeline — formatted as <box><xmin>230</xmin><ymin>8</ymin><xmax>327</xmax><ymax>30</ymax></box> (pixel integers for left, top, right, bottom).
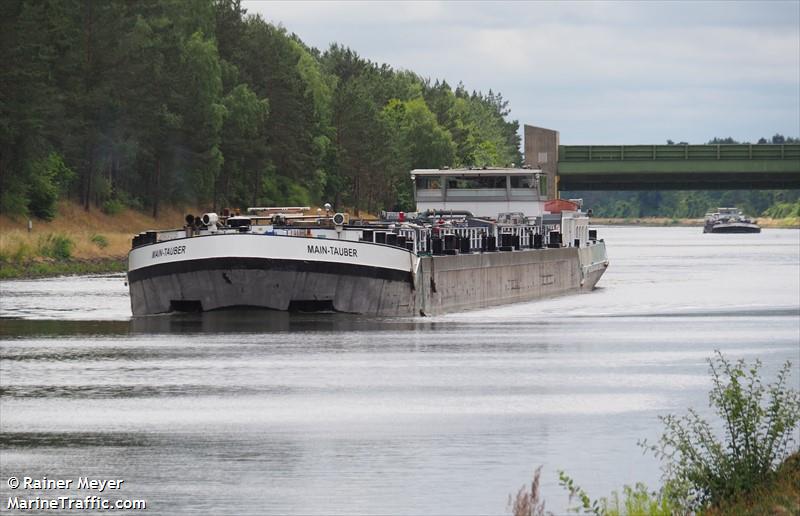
<box><xmin>565</xmin><ymin>135</ymin><xmax>800</xmax><ymax>219</ymax></box>
<box><xmin>668</xmin><ymin>134</ymin><xmax>800</xmax><ymax>145</ymax></box>
<box><xmin>0</xmin><ymin>0</ymin><xmax>520</xmax><ymax>220</ymax></box>
<box><xmin>563</xmin><ymin>190</ymin><xmax>800</xmax><ymax>219</ymax></box>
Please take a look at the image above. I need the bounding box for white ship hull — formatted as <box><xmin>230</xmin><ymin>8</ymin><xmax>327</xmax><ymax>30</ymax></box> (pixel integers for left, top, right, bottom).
<box><xmin>128</xmin><ymin>234</ymin><xmax>418</xmax><ymax>315</ymax></box>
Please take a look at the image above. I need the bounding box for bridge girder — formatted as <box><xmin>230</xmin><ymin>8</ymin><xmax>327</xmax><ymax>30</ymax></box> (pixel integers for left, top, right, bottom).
<box><xmin>557</xmin><ymin>144</ymin><xmax>800</xmax><ymax>191</ymax></box>
<box><xmin>559</xmin><ymin>172</ymin><xmax>800</xmax><ymax>190</ymax></box>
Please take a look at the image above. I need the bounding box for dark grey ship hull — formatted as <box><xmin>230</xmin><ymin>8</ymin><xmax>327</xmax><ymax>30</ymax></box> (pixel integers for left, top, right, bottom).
<box><xmin>415</xmin><ymin>245</ymin><xmax>607</xmax><ymax>315</ymax></box>
<box><xmin>704</xmin><ymin>223</ymin><xmax>761</xmax><ymax>234</ymax></box>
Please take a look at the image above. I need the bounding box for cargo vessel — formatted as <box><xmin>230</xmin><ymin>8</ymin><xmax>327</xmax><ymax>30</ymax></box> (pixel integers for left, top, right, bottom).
<box><xmin>703</xmin><ymin>207</ymin><xmax>761</xmax><ymax>233</ymax></box>
<box><xmin>127</xmin><ymin>167</ymin><xmax>608</xmax><ymax>316</ymax></box>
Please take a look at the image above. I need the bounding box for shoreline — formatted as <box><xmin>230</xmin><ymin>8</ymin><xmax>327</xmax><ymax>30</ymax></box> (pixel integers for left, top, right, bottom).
<box><xmin>2</xmin><ymin>204</ymin><xmax>798</xmax><ymax>280</ymax></box>
<box><xmin>1</xmin><ymin>201</ymin><xmax>185</xmax><ymax>281</ymax></box>
<box><xmin>0</xmin><ymin>258</ymin><xmax>126</xmax><ymax>280</ymax></box>
<box><xmin>590</xmin><ymin>217</ymin><xmax>799</xmax><ymax>228</ymax></box>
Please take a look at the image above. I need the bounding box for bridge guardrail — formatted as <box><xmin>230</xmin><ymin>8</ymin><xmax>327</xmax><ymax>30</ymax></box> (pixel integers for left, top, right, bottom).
<box><xmin>559</xmin><ymin>144</ymin><xmax>800</xmax><ymax>162</ymax></box>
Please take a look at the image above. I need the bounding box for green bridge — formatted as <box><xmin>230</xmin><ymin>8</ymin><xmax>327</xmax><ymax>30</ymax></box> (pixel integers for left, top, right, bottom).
<box><xmin>556</xmin><ymin>144</ymin><xmax>800</xmax><ymax>190</ymax></box>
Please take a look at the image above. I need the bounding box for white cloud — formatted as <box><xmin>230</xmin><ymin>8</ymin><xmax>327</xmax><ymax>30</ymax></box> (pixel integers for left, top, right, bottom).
<box><xmin>248</xmin><ymin>1</ymin><xmax>449</xmax><ymax>27</ymax></box>
<box><xmin>242</xmin><ymin>0</ymin><xmax>800</xmax><ymax>143</ymax></box>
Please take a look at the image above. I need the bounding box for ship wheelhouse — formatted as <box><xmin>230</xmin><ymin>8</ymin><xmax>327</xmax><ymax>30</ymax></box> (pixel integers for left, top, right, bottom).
<box><xmin>411</xmin><ymin>167</ymin><xmax>547</xmax><ymax>218</ymax></box>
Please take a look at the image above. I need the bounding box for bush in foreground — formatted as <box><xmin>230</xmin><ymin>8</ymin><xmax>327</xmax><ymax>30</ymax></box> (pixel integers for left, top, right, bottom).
<box><xmin>704</xmin><ymin>451</ymin><xmax>799</xmax><ymax>515</ymax></box>
<box><xmin>642</xmin><ymin>351</ymin><xmax>800</xmax><ymax>512</ymax></box>
<box><xmin>509</xmin><ymin>351</ymin><xmax>800</xmax><ymax>515</ymax></box>
<box><xmin>557</xmin><ymin>475</ymin><xmax>676</xmax><ymax>516</ymax></box>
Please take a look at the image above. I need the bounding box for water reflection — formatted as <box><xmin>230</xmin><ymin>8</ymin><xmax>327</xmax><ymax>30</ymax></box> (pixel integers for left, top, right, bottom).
<box><xmin>0</xmin><ymin>431</ymin><xmax>156</xmax><ymax>449</ymax></box>
<box><xmin>3</xmin><ymin>304</ymin><xmax>797</xmax><ymax>340</ymax></box>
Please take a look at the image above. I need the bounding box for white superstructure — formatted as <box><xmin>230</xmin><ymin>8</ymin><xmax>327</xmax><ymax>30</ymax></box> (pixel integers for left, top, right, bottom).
<box><xmin>411</xmin><ymin>167</ymin><xmax>546</xmax><ymax>218</ymax></box>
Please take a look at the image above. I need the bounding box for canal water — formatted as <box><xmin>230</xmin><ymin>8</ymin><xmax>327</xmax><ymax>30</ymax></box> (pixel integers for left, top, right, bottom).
<box><xmin>1</xmin><ymin>227</ymin><xmax>798</xmax><ymax>515</ymax></box>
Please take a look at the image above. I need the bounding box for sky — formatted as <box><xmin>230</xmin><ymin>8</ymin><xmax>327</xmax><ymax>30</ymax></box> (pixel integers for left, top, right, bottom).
<box><xmin>242</xmin><ymin>0</ymin><xmax>800</xmax><ymax>145</ymax></box>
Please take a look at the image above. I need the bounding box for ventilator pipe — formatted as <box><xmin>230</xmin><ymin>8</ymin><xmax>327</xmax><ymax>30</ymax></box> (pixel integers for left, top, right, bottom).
<box><xmin>201</xmin><ymin>213</ymin><xmax>219</xmax><ymax>226</ymax></box>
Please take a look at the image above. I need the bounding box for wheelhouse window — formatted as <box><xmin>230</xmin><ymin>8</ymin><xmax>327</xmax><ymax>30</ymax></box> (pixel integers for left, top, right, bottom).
<box><xmin>446</xmin><ymin>176</ymin><xmax>506</xmax><ymax>189</ymax></box>
<box><xmin>415</xmin><ymin>176</ymin><xmax>442</xmax><ymax>190</ymax></box>
<box><xmin>509</xmin><ymin>175</ymin><xmax>536</xmax><ymax>189</ymax></box>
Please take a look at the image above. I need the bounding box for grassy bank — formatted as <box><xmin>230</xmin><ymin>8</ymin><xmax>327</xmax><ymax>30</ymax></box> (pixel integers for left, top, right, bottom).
<box><xmin>590</xmin><ymin>216</ymin><xmax>799</xmax><ymax>228</ymax></box>
<box><xmin>0</xmin><ymin>201</ymin><xmax>189</xmax><ymax>279</ymax></box>
<box><xmin>705</xmin><ymin>451</ymin><xmax>800</xmax><ymax>515</ymax></box>
<box><xmin>513</xmin><ymin>452</ymin><xmax>800</xmax><ymax>516</ymax></box>
<box><xmin>0</xmin><ymin>258</ymin><xmax>127</xmax><ymax>279</ymax></box>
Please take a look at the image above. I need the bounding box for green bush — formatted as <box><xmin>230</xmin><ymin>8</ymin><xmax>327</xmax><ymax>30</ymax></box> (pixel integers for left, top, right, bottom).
<box><xmin>102</xmin><ymin>198</ymin><xmax>125</xmax><ymax>216</ymax></box>
<box><xmin>27</xmin><ymin>162</ymin><xmax>59</xmax><ymax>220</ymax></box>
<box><xmin>26</xmin><ymin>153</ymin><xmax>75</xmax><ymax>221</ymax></box>
<box><xmin>37</xmin><ymin>233</ymin><xmax>74</xmax><ymax>260</ymax></box>
<box><xmin>550</xmin><ymin>351</ymin><xmax>800</xmax><ymax>515</ymax></box>
<box><xmin>90</xmin><ymin>234</ymin><xmax>109</xmax><ymax>249</ymax></box>
<box><xmin>642</xmin><ymin>351</ymin><xmax>800</xmax><ymax>512</ymax></box>
<box><xmin>557</xmin><ymin>472</ymin><xmax>676</xmax><ymax>516</ymax></box>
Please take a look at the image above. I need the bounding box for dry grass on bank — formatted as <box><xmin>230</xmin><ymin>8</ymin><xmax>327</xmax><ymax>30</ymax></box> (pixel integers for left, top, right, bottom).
<box><xmin>0</xmin><ymin>201</ymin><xmax>191</xmax><ymax>261</ymax></box>
<box><xmin>756</xmin><ymin>217</ymin><xmax>800</xmax><ymax>228</ymax></box>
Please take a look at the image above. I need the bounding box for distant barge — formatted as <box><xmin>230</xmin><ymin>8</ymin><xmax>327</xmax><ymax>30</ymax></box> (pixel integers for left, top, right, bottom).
<box><xmin>127</xmin><ymin>168</ymin><xmax>608</xmax><ymax>316</ymax></box>
<box><xmin>704</xmin><ymin>207</ymin><xmax>761</xmax><ymax>234</ymax></box>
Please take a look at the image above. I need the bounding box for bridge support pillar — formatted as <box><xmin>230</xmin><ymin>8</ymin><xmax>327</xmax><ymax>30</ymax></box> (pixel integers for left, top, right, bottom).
<box><xmin>524</xmin><ymin>125</ymin><xmax>559</xmax><ymax>199</ymax></box>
